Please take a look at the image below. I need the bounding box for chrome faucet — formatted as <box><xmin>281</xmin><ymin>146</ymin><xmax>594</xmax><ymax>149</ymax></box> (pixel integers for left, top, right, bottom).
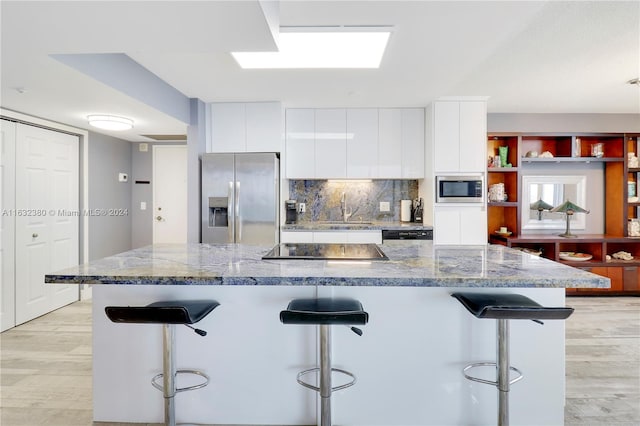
<box><xmin>340</xmin><ymin>192</ymin><xmax>353</xmax><ymax>222</ymax></box>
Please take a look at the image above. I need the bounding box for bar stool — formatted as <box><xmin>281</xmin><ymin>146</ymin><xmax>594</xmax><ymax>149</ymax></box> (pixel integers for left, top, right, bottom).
<box><xmin>451</xmin><ymin>292</ymin><xmax>573</xmax><ymax>426</ymax></box>
<box><xmin>280</xmin><ymin>297</ymin><xmax>369</xmax><ymax>426</ymax></box>
<box><xmin>105</xmin><ymin>299</ymin><xmax>220</xmax><ymax>426</ymax></box>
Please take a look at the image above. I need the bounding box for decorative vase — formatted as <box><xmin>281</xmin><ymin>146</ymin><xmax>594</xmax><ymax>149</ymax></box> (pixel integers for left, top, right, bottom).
<box><xmin>498</xmin><ymin>146</ymin><xmax>509</xmax><ymax>167</ymax></box>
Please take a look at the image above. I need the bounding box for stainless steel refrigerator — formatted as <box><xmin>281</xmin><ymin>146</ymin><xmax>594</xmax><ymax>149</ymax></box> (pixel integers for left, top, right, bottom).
<box><xmin>201</xmin><ymin>153</ymin><xmax>279</xmax><ymax>245</ymax></box>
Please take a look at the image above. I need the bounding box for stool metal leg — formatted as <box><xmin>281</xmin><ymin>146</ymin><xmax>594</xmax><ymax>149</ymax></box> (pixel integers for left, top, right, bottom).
<box><xmin>497</xmin><ymin>319</ymin><xmax>509</xmax><ymax>426</ymax></box>
<box><xmin>319</xmin><ymin>324</ymin><xmax>332</xmax><ymax>426</ymax></box>
<box><xmin>163</xmin><ymin>323</ymin><xmax>176</xmax><ymax>426</ymax></box>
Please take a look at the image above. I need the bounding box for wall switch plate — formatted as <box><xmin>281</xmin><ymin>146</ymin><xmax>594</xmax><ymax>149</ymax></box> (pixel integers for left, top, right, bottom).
<box><xmin>298</xmin><ymin>203</ymin><xmax>306</xmax><ymax>213</ymax></box>
<box><xmin>140</xmin><ymin>202</ymin><xmax>147</xmax><ymax>210</ymax></box>
<box><xmin>118</xmin><ymin>173</ymin><xmax>128</xmax><ymax>182</ymax></box>
<box><xmin>380</xmin><ymin>201</ymin><xmax>390</xmax><ymax>212</ymax></box>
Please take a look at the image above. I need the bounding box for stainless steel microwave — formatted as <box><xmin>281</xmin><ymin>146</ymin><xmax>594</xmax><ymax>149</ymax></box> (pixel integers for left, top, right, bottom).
<box><xmin>436</xmin><ymin>175</ymin><xmax>484</xmax><ymax>203</ymax></box>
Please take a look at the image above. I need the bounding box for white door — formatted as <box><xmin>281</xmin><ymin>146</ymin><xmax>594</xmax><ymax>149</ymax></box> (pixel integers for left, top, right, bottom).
<box><xmin>1</xmin><ymin>120</ymin><xmax>16</xmax><ymax>331</ymax></box>
<box><xmin>153</xmin><ymin>145</ymin><xmax>187</xmax><ymax>243</ymax></box>
<box><xmin>15</xmin><ymin>124</ymin><xmax>79</xmax><ymax>325</ymax></box>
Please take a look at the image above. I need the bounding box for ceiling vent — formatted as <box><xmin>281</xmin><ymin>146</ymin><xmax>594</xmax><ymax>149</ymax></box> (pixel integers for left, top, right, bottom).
<box><xmin>140</xmin><ymin>134</ymin><xmax>187</xmax><ymax>141</ymax></box>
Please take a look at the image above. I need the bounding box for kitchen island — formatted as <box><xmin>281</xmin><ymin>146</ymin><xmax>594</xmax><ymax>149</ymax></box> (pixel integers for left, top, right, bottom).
<box><xmin>46</xmin><ymin>241</ymin><xmax>608</xmax><ymax>426</ymax></box>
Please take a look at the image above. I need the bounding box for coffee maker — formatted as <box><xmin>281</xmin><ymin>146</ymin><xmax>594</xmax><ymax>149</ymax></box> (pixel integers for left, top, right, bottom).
<box><xmin>285</xmin><ymin>200</ymin><xmax>298</xmax><ymax>224</ymax></box>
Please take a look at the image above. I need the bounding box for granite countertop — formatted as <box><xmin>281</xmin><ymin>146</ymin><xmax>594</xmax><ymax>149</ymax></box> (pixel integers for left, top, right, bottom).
<box><xmin>45</xmin><ymin>241</ymin><xmax>609</xmax><ymax>289</ymax></box>
<box><xmin>282</xmin><ymin>221</ymin><xmax>432</xmax><ymax>231</ymax></box>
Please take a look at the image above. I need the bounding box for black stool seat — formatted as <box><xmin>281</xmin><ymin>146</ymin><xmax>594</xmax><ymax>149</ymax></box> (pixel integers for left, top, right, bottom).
<box><xmin>451</xmin><ymin>292</ymin><xmax>574</xmax><ymax>321</ymax></box>
<box><xmin>105</xmin><ymin>300</ymin><xmax>220</xmax><ymax>325</ymax></box>
<box><xmin>280</xmin><ymin>297</ymin><xmax>368</xmax><ymax>325</ymax></box>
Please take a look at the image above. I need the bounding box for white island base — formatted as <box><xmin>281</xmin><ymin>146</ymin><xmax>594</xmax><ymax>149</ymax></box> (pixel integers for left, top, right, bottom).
<box><xmin>93</xmin><ymin>285</ymin><xmax>568</xmax><ymax>426</ymax></box>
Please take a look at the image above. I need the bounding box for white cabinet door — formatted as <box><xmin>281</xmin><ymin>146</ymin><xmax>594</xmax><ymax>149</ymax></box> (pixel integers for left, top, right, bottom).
<box><xmin>209</xmin><ymin>103</ymin><xmax>246</xmax><ymax>153</ymax></box>
<box><xmin>433</xmin><ymin>205</ymin><xmax>487</xmax><ymax>245</ymax></box>
<box><xmin>459</xmin><ymin>101</ymin><xmax>487</xmax><ymax>172</ymax></box>
<box><xmin>246</xmin><ymin>102</ymin><xmax>282</xmax><ymax>152</ymax></box>
<box><xmin>347</xmin><ymin>230</ymin><xmax>382</xmax><ymax>244</ymax></box>
<box><xmin>433</xmin><ymin>101</ymin><xmax>460</xmax><ymax>173</ymax></box>
<box><xmin>0</xmin><ymin>120</ymin><xmax>16</xmax><ymax>331</ymax></box>
<box><xmin>378</xmin><ymin>109</ymin><xmax>403</xmax><ymax>178</ymax></box>
<box><xmin>460</xmin><ymin>206</ymin><xmax>487</xmax><ymax>245</ymax></box>
<box><xmin>313</xmin><ymin>231</ymin><xmax>349</xmax><ymax>243</ymax></box>
<box><xmin>15</xmin><ymin>124</ymin><xmax>79</xmax><ymax>325</ymax></box>
<box><xmin>402</xmin><ymin>108</ymin><xmax>425</xmax><ymax>178</ymax></box>
<box><xmin>281</xmin><ymin>231</ymin><xmax>313</xmax><ymax>243</ymax></box>
<box><xmin>315</xmin><ymin>109</ymin><xmax>347</xmax><ymax>178</ymax></box>
<box><xmin>286</xmin><ymin>109</ymin><xmax>315</xmax><ymax>178</ymax></box>
<box><xmin>347</xmin><ymin>109</ymin><xmax>378</xmax><ymax>178</ymax></box>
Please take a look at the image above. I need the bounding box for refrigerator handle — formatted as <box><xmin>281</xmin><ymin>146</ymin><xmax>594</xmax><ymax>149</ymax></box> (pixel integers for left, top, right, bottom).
<box><xmin>228</xmin><ymin>181</ymin><xmax>234</xmax><ymax>243</ymax></box>
<box><xmin>236</xmin><ymin>181</ymin><xmax>241</xmax><ymax>242</ymax></box>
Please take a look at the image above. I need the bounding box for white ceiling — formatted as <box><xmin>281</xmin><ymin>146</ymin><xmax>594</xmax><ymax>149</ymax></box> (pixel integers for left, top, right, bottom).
<box><xmin>2</xmin><ymin>1</ymin><xmax>639</xmax><ymax>142</ymax></box>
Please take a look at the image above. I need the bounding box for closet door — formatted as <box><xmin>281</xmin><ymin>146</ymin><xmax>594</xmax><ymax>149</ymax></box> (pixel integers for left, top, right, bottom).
<box><xmin>0</xmin><ymin>120</ymin><xmax>16</xmax><ymax>331</ymax></box>
<box><xmin>15</xmin><ymin>124</ymin><xmax>79</xmax><ymax>325</ymax></box>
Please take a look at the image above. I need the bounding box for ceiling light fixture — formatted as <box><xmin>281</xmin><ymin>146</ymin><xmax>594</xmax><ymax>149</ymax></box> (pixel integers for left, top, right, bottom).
<box><xmin>87</xmin><ymin>115</ymin><xmax>134</xmax><ymax>131</ymax></box>
<box><xmin>231</xmin><ymin>26</ymin><xmax>392</xmax><ymax>69</ymax></box>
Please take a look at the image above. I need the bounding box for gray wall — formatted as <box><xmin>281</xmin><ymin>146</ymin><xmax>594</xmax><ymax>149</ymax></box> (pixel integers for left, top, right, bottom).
<box><xmin>130</xmin><ymin>142</ymin><xmax>187</xmax><ymax>248</ymax></box>
<box><xmin>88</xmin><ymin>132</ymin><xmax>132</xmax><ymax>260</ymax></box>
<box><xmin>488</xmin><ymin>113</ymin><xmax>640</xmax><ymax>133</ymax></box>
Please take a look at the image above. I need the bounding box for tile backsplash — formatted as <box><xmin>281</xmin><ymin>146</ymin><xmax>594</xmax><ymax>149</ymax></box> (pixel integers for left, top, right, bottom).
<box><xmin>289</xmin><ymin>180</ymin><xmax>419</xmax><ymax>222</ymax></box>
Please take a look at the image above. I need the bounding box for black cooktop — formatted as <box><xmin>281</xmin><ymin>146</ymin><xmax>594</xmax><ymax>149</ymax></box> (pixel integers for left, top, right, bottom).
<box><xmin>262</xmin><ymin>243</ymin><xmax>389</xmax><ymax>261</ymax></box>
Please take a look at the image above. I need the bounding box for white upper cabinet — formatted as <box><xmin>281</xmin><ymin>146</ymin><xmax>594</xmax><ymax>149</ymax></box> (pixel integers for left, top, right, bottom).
<box><xmin>347</xmin><ymin>109</ymin><xmax>378</xmax><ymax>178</ymax></box>
<box><xmin>459</xmin><ymin>101</ymin><xmax>487</xmax><ymax>172</ymax></box>
<box><xmin>246</xmin><ymin>102</ymin><xmax>282</xmax><ymax>152</ymax></box>
<box><xmin>378</xmin><ymin>109</ymin><xmax>403</xmax><ymax>178</ymax></box>
<box><xmin>208</xmin><ymin>102</ymin><xmax>282</xmax><ymax>153</ymax></box>
<box><xmin>432</xmin><ymin>100</ymin><xmax>487</xmax><ymax>173</ymax></box>
<box><xmin>286</xmin><ymin>107</ymin><xmax>424</xmax><ymax>179</ymax></box>
<box><xmin>286</xmin><ymin>109</ymin><xmax>315</xmax><ymax>178</ymax></box>
<box><xmin>315</xmin><ymin>109</ymin><xmax>347</xmax><ymax>178</ymax></box>
<box><xmin>401</xmin><ymin>108</ymin><xmax>425</xmax><ymax>178</ymax></box>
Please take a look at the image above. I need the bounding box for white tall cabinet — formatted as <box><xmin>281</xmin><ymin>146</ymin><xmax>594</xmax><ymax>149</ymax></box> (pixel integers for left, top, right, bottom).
<box><xmin>429</xmin><ymin>98</ymin><xmax>488</xmax><ymax>245</ymax></box>
<box><xmin>0</xmin><ymin>119</ymin><xmax>79</xmax><ymax>331</ymax></box>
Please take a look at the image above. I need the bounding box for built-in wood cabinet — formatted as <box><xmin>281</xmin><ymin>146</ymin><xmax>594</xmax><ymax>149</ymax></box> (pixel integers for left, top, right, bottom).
<box><xmin>488</xmin><ymin>132</ymin><xmax>640</xmax><ymax>295</ymax></box>
<box><xmin>286</xmin><ymin>107</ymin><xmax>424</xmax><ymax>179</ymax></box>
<box><xmin>207</xmin><ymin>102</ymin><xmax>282</xmax><ymax>153</ymax></box>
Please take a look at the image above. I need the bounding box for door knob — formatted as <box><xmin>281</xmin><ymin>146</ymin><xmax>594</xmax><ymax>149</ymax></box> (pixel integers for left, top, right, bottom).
<box><xmin>32</xmin><ymin>233</ymin><xmax>38</xmax><ymax>238</ymax></box>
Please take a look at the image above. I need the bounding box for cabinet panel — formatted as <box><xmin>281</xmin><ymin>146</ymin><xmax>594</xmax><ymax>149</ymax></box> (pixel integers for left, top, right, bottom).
<box><xmin>315</xmin><ymin>109</ymin><xmax>347</xmax><ymax>178</ymax></box>
<box><xmin>401</xmin><ymin>108</ymin><xmax>425</xmax><ymax>178</ymax></box>
<box><xmin>281</xmin><ymin>231</ymin><xmax>313</xmax><ymax>243</ymax></box>
<box><xmin>209</xmin><ymin>103</ymin><xmax>245</xmax><ymax>153</ymax></box>
<box><xmin>378</xmin><ymin>109</ymin><xmax>403</xmax><ymax>177</ymax></box>
<box><xmin>433</xmin><ymin>207</ymin><xmax>461</xmax><ymax>245</ymax></box>
<box><xmin>346</xmin><ymin>109</ymin><xmax>378</xmax><ymax>178</ymax></box>
<box><xmin>459</xmin><ymin>102</ymin><xmax>486</xmax><ymax>172</ymax></box>
<box><xmin>286</xmin><ymin>109</ymin><xmax>315</xmax><ymax>178</ymax></box>
<box><xmin>246</xmin><ymin>102</ymin><xmax>281</xmax><ymax>152</ymax></box>
<box><xmin>433</xmin><ymin>102</ymin><xmax>460</xmax><ymax>173</ymax></box>
<box><xmin>313</xmin><ymin>231</ymin><xmax>349</xmax><ymax>243</ymax></box>
<box><xmin>347</xmin><ymin>231</ymin><xmax>382</xmax><ymax>244</ymax></box>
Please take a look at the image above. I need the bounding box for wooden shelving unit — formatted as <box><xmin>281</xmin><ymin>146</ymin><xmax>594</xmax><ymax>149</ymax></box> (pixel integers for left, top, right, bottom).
<box><xmin>487</xmin><ymin>132</ymin><xmax>640</xmax><ymax>295</ymax></box>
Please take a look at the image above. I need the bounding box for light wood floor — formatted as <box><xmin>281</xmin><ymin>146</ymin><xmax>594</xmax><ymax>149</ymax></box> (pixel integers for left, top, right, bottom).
<box><xmin>1</xmin><ymin>296</ymin><xmax>638</xmax><ymax>426</ymax></box>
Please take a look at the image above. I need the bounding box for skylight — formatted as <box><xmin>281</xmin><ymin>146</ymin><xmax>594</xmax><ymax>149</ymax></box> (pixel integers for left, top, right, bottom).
<box><xmin>231</xmin><ymin>27</ymin><xmax>392</xmax><ymax>69</ymax></box>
